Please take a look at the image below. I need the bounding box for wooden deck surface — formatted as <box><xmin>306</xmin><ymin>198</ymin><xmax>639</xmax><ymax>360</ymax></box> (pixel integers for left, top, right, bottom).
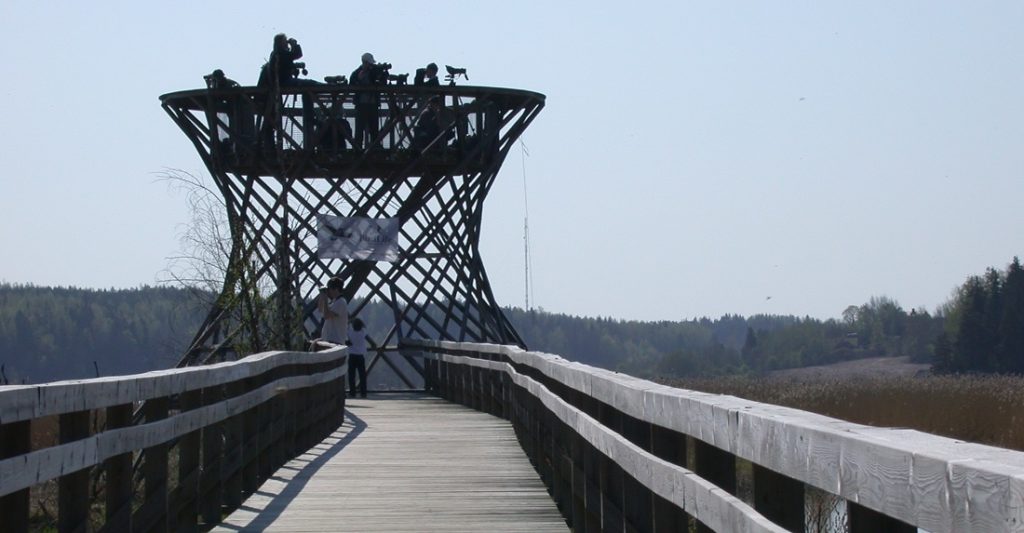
<box><xmin>213</xmin><ymin>393</ymin><xmax>569</xmax><ymax>532</ymax></box>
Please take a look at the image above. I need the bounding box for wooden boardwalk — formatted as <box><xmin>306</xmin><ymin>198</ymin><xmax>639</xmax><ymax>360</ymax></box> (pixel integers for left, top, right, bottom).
<box><xmin>213</xmin><ymin>393</ymin><xmax>569</xmax><ymax>532</ymax></box>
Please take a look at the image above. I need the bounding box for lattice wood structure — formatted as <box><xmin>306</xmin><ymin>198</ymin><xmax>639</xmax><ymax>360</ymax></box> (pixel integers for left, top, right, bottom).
<box><xmin>160</xmin><ymin>82</ymin><xmax>544</xmax><ymax>383</ymax></box>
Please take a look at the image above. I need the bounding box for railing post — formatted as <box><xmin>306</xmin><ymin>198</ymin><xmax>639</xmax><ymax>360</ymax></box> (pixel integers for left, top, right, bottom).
<box><xmin>458</xmin><ymin>361</ymin><xmax>467</xmax><ymax>406</ymax></box>
<box><xmin>424</xmin><ymin>356</ymin><xmax>435</xmax><ymax>393</ymax></box>
<box><xmin>139</xmin><ymin>397</ymin><xmax>170</xmax><ymax>533</ymax></box>
<box><xmin>469</xmin><ymin>365</ymin><xmax>479</xmax><ymax>410</ymax></box>
<box><xmin>57</xmin><ymin>410</ymin><xmax>90</xmax><ymax>533</ymax></box>
<box><xmin>566</xmin><ymin>430</ymin><xmax>587</xmax><ymax>532</ymax></box>
<box><xmin>553</xmin><ymin>410</ymin><xmax>574</xmax><ymax>523</ymax></box>
<box><xmin>622</xmin><ymin>415</ymin><xmax>654</xmax><ymax>533</ymax></box>
<box><xmin>242</xmin><ymin>384</ymin><xmax>260</xmax><ymax>496</ymax></box>
<box><xmin>200</xmin><ymin>386</ymin><xmax>224</xmax><ymax>526</ymax></box>
<box><xmin>753</xmin><ymin>464</ymin><xmax>804</xmax><ymax>532</ymax></box>
<box><xmin>0</xmin><ymin>420</ymin><xmax>31</xmax><ymax>533</ymax></box>
<box><xmin>257</xmin><ymin>379</ymin><xmax>273</xmax><ymax>481</ymax></box>
<box><xmin>582</xmin><ymin>434</ymin><xmax>603</xmax><ymax>533</ymax></box>
<box><xmin>282</xmin><ymin>387</ymin><xmax>298</xmax><ymax>458</ymax></box>
<box><xmin>445</xmin><ymin>358</ymin><xmax>454</xmax><ymax>401</ymax></box>
<box><xmin>175</xmin><ymin>389</ymin><xmax>203</xmax><ymax>532</ymax></box>
<box><xmin>692</xmin><ymin>438</ymin><xmax>735</xmax><ymax>533</ymax></box>
<box><xmin>105</xmin><ymin>404</ymin><xmax>133</xmax><ymax>531</ymax></box>
<box><xmin>499</xmin><ymin>370</ymin><xmax>511</xmax><ymax>420</ymax></box>
<box><xmin>597</xmin><ymin>403</ymin><xmax>625</xmax><ymax>533</ymax></box>
<box><xmin>650</xmin><ymin>424</ymin><xmax>689</xmax><ymax>532</ymax></box>
<box><xmin>598</xmin><ymin>450</ymin><xmax>625</xmax><ymax>533</ymax></box>
<box><xmin>848</xmin><ymin>502</ymin><xmax>916</xmax><ymax>533</ymax></box>
<box><xmin>270</xmin><ymin>389</ymin><xmax>286</xmax><ymax>471</ymax></box>
<box><xmin>222</xmin><ymin>381</ymin><xmax>245</xmax><ymax>509</ymax></box>
<box><xmin>336</xmin><ymin>357</ymin><xmax>347</xmax><ymax>428</ymax></box>
<box><xmin>484</xmin><ymin>366</ymin><xmax>495</xmax><ymax>415</ymax></box>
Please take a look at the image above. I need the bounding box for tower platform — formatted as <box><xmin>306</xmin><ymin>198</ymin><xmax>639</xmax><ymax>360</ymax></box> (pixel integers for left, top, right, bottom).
<box><xmin>160</xmin><ymin>85</ymin><xmax>545</xmax><ymax>179</ymax></box>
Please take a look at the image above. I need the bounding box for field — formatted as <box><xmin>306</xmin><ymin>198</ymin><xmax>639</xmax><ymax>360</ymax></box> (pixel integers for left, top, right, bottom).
<box><xmin>663</xmin><ymin>357</ymin><xmax>1024</xmax><ymax>451</ymax></box>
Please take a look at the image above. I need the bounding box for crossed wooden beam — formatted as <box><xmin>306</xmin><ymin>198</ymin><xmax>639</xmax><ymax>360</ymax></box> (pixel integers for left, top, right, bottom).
<box><xmin>161</xmin><ymin>84</ymin><xmax>545</xmax><ymax>384</ymax></box>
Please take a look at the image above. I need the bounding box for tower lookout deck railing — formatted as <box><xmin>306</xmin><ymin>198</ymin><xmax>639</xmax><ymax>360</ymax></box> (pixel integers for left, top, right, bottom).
<box><xmin>160</xmin><ymin>84</ymin><xmax>545</xmax><ymax>179</ymax></box>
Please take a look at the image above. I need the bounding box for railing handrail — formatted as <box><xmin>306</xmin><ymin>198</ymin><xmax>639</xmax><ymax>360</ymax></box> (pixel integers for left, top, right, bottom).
<box><xmin>159</xmin><ymin>84</ymin><xmax>546</xmax><ymax>107</ymax></box>
<box><xmin>410</xmin><ymin>340</ymin><xmax>1024</xmax><ymax>533</ymax></box>
<box><xmin>0</xmin><ymin>347</ymin><xmax>346</xmax><ymax>424</ymax></box>
<box><xmin>423</xmin><ymin>347</ymin><xmax>788</xmax><ymax>532</ymax></box>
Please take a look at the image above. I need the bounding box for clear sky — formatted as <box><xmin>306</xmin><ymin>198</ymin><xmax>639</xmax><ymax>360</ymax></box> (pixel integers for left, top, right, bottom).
<box><xmin>1</xmin><ymin>1</ymin><xmax>1022</xmax><ymax>321</ymax></box>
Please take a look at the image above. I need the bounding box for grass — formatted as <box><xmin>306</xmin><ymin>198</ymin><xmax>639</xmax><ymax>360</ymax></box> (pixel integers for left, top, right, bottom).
<box><xmin>661</xmin><ymin>373</ymin><xmax>1024</xmax><ymax>451</ymax></box>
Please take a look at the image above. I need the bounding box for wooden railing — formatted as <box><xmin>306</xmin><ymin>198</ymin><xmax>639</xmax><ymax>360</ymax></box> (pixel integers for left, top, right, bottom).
<box><xmin>0</xmin><ymin>347</ymin><xmax>347</xmax><ymax>533</ymax></box>
<box><xmin>413</xmin><ymin>340</ymin><xmax>1024</xmax><ymax>533</ymax></box>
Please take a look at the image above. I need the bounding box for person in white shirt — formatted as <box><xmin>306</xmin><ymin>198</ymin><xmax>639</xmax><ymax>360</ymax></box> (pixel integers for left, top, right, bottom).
<box><xmin>317</xmin><ymin>277</ymin><xmax>348</xmax><ymax>345</ymax></box>
<box><xmin>347</xmin><ymin>318</ymin><xmax>369</xmax><ymax>398</ymax></box>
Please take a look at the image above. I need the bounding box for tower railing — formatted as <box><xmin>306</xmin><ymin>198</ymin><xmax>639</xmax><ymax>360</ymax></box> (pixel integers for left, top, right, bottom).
<box><xmin>413</xmin><ymin>340</ymin><xmax>1024</xmax><ymax>533</ymax></box>
<box><xmin>161</xmin><ymin>84</ymin><xmax>545</xmax><ymax>178</ymax></box>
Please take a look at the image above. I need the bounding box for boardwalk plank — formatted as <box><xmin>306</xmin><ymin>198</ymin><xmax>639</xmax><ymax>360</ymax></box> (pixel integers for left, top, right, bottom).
<box><xmin>213</xmin><ymin>394</ymin><xmax>568</xmax><ymax>532</ymax></box>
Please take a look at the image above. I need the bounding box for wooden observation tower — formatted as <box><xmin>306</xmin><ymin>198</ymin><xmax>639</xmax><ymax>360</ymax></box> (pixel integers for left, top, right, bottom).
<box><xmin>160</xmin><ymin>73</ymin><xmax>544</xmax><ymax>385</ymax></box>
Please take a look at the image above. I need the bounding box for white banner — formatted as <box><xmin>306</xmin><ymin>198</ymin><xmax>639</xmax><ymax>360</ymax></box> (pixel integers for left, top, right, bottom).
<box><xmin>317</xmin><ymin>215</ymin><xmax>400</xmax><ymax>262</ymax></box>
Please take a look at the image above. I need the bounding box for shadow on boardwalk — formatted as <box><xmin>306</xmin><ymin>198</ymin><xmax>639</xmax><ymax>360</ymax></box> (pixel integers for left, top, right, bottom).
<box><xmin>213</xmin><ymin>393</ymin><xmax>567</xmax><ymax>533</ymax></box>
<box><xmin>212</xmin><ymin>410</ymin><xmax>368</xmax><ymax>532</ymax></box>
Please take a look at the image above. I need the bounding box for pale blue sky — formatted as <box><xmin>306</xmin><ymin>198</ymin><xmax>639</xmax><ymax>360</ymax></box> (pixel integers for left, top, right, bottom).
<box><xmin>1</xmin><ymin>1</ymin><xmax>1021</xmax><ymax>321</ymax></box>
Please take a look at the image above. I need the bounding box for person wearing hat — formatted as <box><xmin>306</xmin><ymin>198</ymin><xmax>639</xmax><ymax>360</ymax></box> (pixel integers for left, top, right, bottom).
<box><xmin>350</xmin><ymin>52</ymin><xmax>382</xmax><ymax>150</ymax></box>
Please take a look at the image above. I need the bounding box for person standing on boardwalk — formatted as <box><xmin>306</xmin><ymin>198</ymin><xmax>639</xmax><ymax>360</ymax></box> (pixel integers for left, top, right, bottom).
<box><xmin>347</xmin><ymin>318</ymin><xmax>370</xmax><ymax>398</ymax></box>
<box><xmin>318</xmin><ymin>277</ymin><xmax>348</xmax><ymax>346</ymax></box>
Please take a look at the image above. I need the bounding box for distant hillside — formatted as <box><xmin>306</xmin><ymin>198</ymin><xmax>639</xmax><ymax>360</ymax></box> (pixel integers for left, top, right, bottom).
<box><xmin>505</xmin><ymin>303</ymin><xmax>941</xmax><ymax>379</ymax></box>
<box><xmin>0</xmin><ymin>284</ymin><xmax>206</xmax><ymax>383</ymax></box>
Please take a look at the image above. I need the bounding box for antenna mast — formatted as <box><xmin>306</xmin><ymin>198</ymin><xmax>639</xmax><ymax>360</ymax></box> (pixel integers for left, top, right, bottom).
<box><xmin>521</xmin><ymin>140</ymin><xmax>533</xmax><ymax>311</ymax></box>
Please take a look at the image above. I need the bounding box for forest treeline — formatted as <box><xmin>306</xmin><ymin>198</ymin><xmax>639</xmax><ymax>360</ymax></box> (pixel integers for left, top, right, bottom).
<box><xmin>507</xmin><ymin>299</ymin><xmax>943</xmax><ymax>379</ymax></box>
<box><xmin>934</xmin><ymin>257</ymin><xmax>1024</xmax><ymax>374</ymax></box>
<box><xmin>0</xmin><ymin>284</ymin><xmax>205</xmax><ymax>383</ymax></box>
<box><xmin>511</xmin><ymin>257</ymin><xmax>1024</xmax><ymax>378</ymax></box>
<box><xmin>1</xmin><ymin>257</ymin><xmax>1021</xmax><ymax>383</ymax></box>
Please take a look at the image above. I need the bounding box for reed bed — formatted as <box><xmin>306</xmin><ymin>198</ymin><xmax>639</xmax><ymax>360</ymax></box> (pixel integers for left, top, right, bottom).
<box><xmin>662</xmin><ymin>373</ymin><xmax>1024</xmax><ymax>451</ymax></box>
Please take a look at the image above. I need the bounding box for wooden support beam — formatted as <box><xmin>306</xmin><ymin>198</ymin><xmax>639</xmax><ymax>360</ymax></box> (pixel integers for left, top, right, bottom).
<box><xmin>222</xmin><ymin>381</ymin><xmax>245</xmax><ymax>509</ymax></box>
<box><xmin>58</xmin><ymin>409</ymin><xmax>91</xmax><ymax>531</ymax></box>
<box><xmin>650</xmin><ymin>424</ymin><xmax>689</xmax><ymax>532</ymax></box>
<box><xmin>175</xmin><ymin>389</ymin><xmax>202</xmax><ymax>532</ymax></box>
<box><xmin>691</xmin><ymin>439</ymin><xmax>736</xmax><ymax>533</ymax></box>
<box><xmin>753</xmin><ymin>464</ymin><xmax>804</xmax><ymax>532</ymax></box>
<box><xmin>200</xmin><ymin>386</ymin><xmax>224</xmax><ymax>525</ymax></box>
<box><xmin>104</xmin><ymin>404</ymin><xmax>133</xmax><ymax>532</ymax></box>
<box><xmin>0</xmin><ymin>420</ymin><xmax>30</xmax><ymax>533</ymax></box>
<box><xmin>622</xmin><ymin>416</ymin><xmax>653</xmax><ymax>533</ymax></box>
<box><xmin>139</xmin><ymin>397</ymin><xmax>170</xmax><ymax>533</ymax></box>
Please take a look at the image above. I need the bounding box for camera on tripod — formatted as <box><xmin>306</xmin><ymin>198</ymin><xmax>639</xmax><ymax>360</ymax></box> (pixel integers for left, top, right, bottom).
<box><xmin>445</xmin><ymin>65</ymin><xmax>468</xmax><ymax>85</ymax></box>
<box><xmin>291</xmin><ymin>61</ymin><xmax>308</xmax><ymax>79</ymax></box>
<box><xmin>368</xmin><ymin>62</ymin><xmax>393</xmax><ymax>84</ymax></box>
<box><xmin>388</xmin><ymin>73</ymin><xmax>409</xmax><ymax>85</ymax></box>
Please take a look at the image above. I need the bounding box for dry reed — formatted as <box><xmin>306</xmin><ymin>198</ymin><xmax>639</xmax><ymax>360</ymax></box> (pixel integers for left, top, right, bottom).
<box><xmin>662</xmin><ymin>374</ymin><xmax>1024</xmax><ymax>451</ymax></box>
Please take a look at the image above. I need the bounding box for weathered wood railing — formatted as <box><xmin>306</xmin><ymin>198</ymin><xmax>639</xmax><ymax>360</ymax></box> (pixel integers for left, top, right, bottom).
<box><xmin>413</xmin><ymin>340</ymin><xmax>1024</xmax><ymax>533</ymax></box>
<box><xmin>0</xmin><ymin>347</ymin><xmax>347</xmax><ymax>533</ymax></box>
